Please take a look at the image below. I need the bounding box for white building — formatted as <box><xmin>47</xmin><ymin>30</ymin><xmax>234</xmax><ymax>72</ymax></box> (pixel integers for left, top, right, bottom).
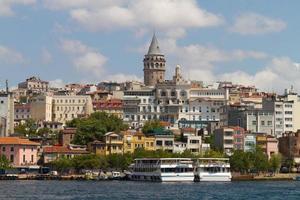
<box><xmin>52</xmin><ymin>95</ymin><xmax>93</xmax><ymax>124</ymax></box>
<box><xmin>0</xmin><ymin>91</ymin><xmax>14</xmax><ymax>137</ymax></box>
<box><xmin>263</xmin><ymin>87</ymin><xmax>300</xmax><ymax>137</ymax></box>
<box><xmin>30</xmin><ymin>94</ymin><xmax>93</xmax><ymax>124</ymax></box>
<box><xmin>30</xmin><ymin>95</ymin><xmax>53</xmax><ymax>122</ymax></box>
<box><xmin>123</xmin><ymin>88</ymin><xmax>157</xmax><ymax>128</ymax></box>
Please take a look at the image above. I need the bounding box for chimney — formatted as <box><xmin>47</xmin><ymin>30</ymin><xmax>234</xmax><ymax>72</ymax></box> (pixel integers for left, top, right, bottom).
<box><xmin>5</xmin><ymin>80</ymin><xmax>8</xmax><ymax>93</ymax></box>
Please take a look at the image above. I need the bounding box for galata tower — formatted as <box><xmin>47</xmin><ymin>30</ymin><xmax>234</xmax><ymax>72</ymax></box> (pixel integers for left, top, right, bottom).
<box><xmin>143</xmin><ymin>33</ymin><xmax>166</xmax><ymax>86</ymax></box>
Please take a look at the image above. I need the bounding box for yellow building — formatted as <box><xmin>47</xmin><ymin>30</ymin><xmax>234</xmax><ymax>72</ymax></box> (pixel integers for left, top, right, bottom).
<box><xmin>144</xmin><ymin>136</ymin><xmax>155</xmax><ymax>151</ymax></box>
<box><xmin>88</xmin><ymin>140</ymin><xmax>106</xmax><ymax>156</ymax></box>
<box><xmin>123</xmin><ymin>130</ymin><xmax>155</xmax><ymax>154</ymax></box>
<box><xmin>256</xmin><ymin>134</ymin><xmax>267</xmax><ymax>151</ymax></box>
<box><xmin>89</xmin><ymin>131</ymin><xmax>156</xmax><ymax>156</ymax></box>
<box><xmin>104</xmin><ymin>132</ymin><xmax>124</xmax><ymax>155</ymax></box>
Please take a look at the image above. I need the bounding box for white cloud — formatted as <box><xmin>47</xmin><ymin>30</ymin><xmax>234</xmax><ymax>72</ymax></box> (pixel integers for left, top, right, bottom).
<box><xmin>105</xmin><ymin>73</ymin><xmax>142</xmax><ymax>82</ymax></box>
<box><xmin>44</xmin><ymin>0</ymin><xmax>223</xmax><ymax>32</ymax></box>
<box><xmin>229</xmin><ymin>13</ymin><xmax>286</xmax><ymax>35</ymax></box>
<box><xmin>49</xmin><ymin>79</ymin><xmax>65</xmax><ymax>88</ymax></box>
<box><xmin>157</xmin><ymin>39</ymin><xmax>268</xmax><ymax>70</ymax></box>
<box><xmin>0</xmin><ymin>0</ymin><xmax>36</xmax><ymax>16</ymax></box>
<box><xmin>204</xmin><ymin>57</ymin><xmax>300</xmax><ymax>93</ymax></box>
<box><xmin>60</xmin><ymin>39</ymin><xmax>107</xmax><ymax>78</ymax></box>
<box><xmin>0</xmin><ymin>45</ymin><xmax>25</xmax><ymax>64</ymax></box>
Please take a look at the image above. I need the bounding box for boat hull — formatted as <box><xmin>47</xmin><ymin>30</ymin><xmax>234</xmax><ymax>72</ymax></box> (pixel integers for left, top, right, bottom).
<box><xmin>195</xmin><ymin>173</ymin><xmax>232</xmax><ymax>182</ymax></box>
<box><xmin>130</xmin><ymin>172</ymin><xmax>194</xmax><ymax>182</ymax></box>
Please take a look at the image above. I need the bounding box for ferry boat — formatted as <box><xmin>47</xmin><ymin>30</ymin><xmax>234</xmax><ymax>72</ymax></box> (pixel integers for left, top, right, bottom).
<box><xmin>194</xmin><ymin>158</ymin><xmax>231</xmax><ymax>182</ymax></box>
<box><xmin>129</xmin><ymin>158</ymin><xmax>194</xmax><ymax>182</ymax></box>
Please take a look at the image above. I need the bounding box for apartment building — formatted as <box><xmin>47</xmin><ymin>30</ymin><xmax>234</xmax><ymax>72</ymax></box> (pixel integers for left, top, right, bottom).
<box><xmin>52</xmin><ymin>95</ymin><xmax>93</xmax><ymax>123</ymax></box>
<box><xmin>214</xmin><ymin>126</ymin><xmax>245</xmax><ymax>155</ymax></box>
<box><xmin>30</xmin><ymin>95</ymin><xmax>53</xmax><ymax>122</ymax></box>
<box><xmin>263</xmin><ymin>88</ymin><xmax>300</xmax><ymax>137</ymax></box>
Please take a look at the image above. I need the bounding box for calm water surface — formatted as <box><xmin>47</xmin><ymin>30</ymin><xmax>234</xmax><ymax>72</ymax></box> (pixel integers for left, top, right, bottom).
<box><xmin>0</xmin><ymin>180</ymin><xmax>299</xmax><ymax>200</ymax></box>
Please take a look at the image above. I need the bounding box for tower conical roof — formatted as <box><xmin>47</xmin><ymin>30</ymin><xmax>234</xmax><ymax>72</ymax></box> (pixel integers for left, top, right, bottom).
<box><xmin>147</xmin><ymin>33</ymin><xmax>161</xmax><ymax>55</ymax></box>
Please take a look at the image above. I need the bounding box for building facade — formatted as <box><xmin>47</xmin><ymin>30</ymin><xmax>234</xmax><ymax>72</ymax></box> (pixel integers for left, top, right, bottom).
<box><xmin>0</xmin><ymin>137</ymin><xmax>39</xmax><ymax>167</ymax></box>
<box><xmin>0</xmin><ymin>91</ymin><xmax>14</xmax><ymax>136</ymax></box>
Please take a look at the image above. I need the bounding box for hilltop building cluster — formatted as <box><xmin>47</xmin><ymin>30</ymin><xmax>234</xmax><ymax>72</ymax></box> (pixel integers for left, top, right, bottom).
<box><xmin>0</xmin><ymin>34</ymin><xmax>300</xmax><ymax>171</ymax></box>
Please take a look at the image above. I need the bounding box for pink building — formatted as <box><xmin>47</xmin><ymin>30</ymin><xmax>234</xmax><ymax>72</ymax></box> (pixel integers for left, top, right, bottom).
<box><xmin>0</xmin><ymin>137</ymin><xmax>40</xmax><ymax>167</ymax></box>
<box><xmin>266</xmin><ymin>136</ymin><xmax>278</xmax><ymax>159</ymax></box>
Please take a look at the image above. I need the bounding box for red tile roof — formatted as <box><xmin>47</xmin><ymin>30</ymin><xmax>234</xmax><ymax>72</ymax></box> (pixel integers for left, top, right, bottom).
<box><xmin>0</xmin><ymin>137</ymin><xmax>40</xmax><ymax>146</ymax></box>
<box><xmin>43</xmin><ymin>146</ymin><xmax>89</xmax><ymax>154</ymax></box>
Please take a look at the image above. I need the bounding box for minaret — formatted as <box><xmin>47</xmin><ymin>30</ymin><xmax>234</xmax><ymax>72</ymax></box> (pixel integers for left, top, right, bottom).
<box><xmin>143</xmin><ymin>33</ymin><xmax>166</xmax><ymax>86</ymax></box>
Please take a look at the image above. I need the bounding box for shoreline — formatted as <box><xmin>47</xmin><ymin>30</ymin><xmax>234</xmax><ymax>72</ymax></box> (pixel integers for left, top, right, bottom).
<box><xmin>0</xmin><ymin>173</ymin><xmax>297</xmax><ymax>181</ymax></box>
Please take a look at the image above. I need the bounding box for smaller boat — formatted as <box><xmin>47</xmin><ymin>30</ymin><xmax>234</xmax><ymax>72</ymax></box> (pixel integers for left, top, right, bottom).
<box><xmin>194</xmin><ymin>158</ymin><xmax>232</xmax><ymax>182</ymax></box>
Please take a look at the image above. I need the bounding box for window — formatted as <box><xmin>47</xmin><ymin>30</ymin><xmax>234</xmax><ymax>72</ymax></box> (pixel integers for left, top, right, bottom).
<box><xmin>23</xmin><ymin>155</ymin><xmax>26</xmax><ymax>162</ymax></box>
<box><xmin>31</xmin><ymin>155</ymin><xmax>34</xmax><ymax>162</ymax></box>
<box><xmin>165</xmin><ymin>141</ymin><xmax>173</xmax><ymax>146</ymax></box>
<box><xmin>2</xmin><ymin>147</ymin><xmax>5</xmax><ymax>152</ymax></box>
<box><xmin>252</xmin><ymin>121</ymin><xmax>257</xmax><ymax>126</ymax></box>
<box><xmin>10</xmin><ymin>155</ymin><xmax>14</xmax><ymax>162</ymax></box>
<box><xmin>267</xmin><ymin>121</ymin><xmax>272</xmax><ymax>126</ymax></box>
<box><xmin>261</xmin><ymin>121</ymin><xmax>265</xmax><ymax>126</ymax></box>
<box><xmin>10</xmin><ymin>147</ymin><xmax>14</xmax><ymax>152</ymax></box>
<box><xmin>156</xmin><ymin>140</ymin><xmax>163</xmax><ymax>146</ymax></box>
<box><xmin>190</xmin><ymin>140</ymin><xmax>199</xmax><ymax>144</ymax></box>
<box><xmin>0</xmin><ymin>101</ymin><xmax>4</xmax><ymax>104</ymax></box>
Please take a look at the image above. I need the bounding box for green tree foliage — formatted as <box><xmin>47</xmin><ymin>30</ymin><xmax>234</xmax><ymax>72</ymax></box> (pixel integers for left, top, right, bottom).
<box><xmin>68</xmin><ymin>112</ymin><xmax>128</xmax><ymax>145</ymax></box>
<box><xmin>37</xmin><ymin>127</ymin><xmax>51</xmax><ymax>137</ymax></box>
<box><xmin>0</xmin><ymin>155</ymin><xmax>11</xmax><ymax>170</ymax></box>
<box><xmin>230</xmin><ymin>147</ymin><xmax>272</xmax><ymax>174</ymax></box>
<box><xmin>107</xmin><ymin>153</ymin><xmax>133</xmax><ymax>170</ymax></box>
<box><xmin>51</xmin><ymin>154</ymin><xmax>109</xmax><ymax>173</ymax></box>
<box><xmin>142</xmin><ymin>120</ymin><xmax>163</xmax><ymax>135</ymax></box>
<box><xmin>14</xmin><ymin>119</ymin><xmax>37</xmax><ymax>136</ymax></box>
<box><xmin>203</xmin><ymin>150</ymin><xmax>225</xmax><ymax>158</ymax></box>
<box><xmin>252</xmin><ymin>147</ymin><xmax>269</xmax><ymax>173</ymax></box>
<box><xmin>72</xmin><ymin>154</ymin><xmax>108</xmax><ymax>172</ymax></box>
<box><xmin>51</xmin><ymin>157</ymin><xmax>73</xmax><ymax>174</ymax></box>
<box><xmin>269</xmin><ymin>154</ymin><xmax>282</xmax><ymax>173</ymax></box>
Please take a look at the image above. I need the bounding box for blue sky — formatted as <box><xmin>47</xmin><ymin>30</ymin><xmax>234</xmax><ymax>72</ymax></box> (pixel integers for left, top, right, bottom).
<box><xmin>0</xmin><ymin>0</ymin><xmax>300</xmax><ymax>92</ymax></box>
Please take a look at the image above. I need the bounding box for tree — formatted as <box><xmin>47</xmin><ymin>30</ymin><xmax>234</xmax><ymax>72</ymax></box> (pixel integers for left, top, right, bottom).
<box><xmin>230</xmin><ymin>150</ymin><xmax>254</xmax><ymax>173</ymax></box>
<box><xmin>37</xmin><ymin>127</ymin><xmax>51</xmax><ymax>137</ymax></box>
<box><xmin>107</xmin><ymin>153</ymin><xmax>133</xmax><ymax>170</ymax></box>
<box><xmin>203</xmin><ymin>149</ymin><xmax>225</xmax><ymax>158</ymax></box>
<box><xmin>72</xmin><ymin>154</ymin><xmax>104</xmax><ymax>172</ymax></box>
<box><xmin>69</xmin><ymin>112</ymin><xmax>128</xmax><ymax>145</ymax></box>
<box><xmin>269</xmin><ymin>154</ymin><xmax>282</xmax><ymax>173</ymax></box>
<box><xmin>142</xmin><ymin>120</ymin><xmax>163</xmax><ymax>135</ymax></box>
<box><xmin>0</xmin><ymin>155</ymin><xmax>11</xmax><ymax>170</ymax></box>
<box><xmin>51</xmin><ymin>157</ymin><xmax>73</xmax><ymax>174</ymax></box>
<box><xmin>14</xmin><ymin>119</ymin><xmax>37</xmax><ymax>137</ymax></box>
<box><xmin>252</xmin><ymin>147</ymin><xmax>269</xmax><ymax>173</ymax></box>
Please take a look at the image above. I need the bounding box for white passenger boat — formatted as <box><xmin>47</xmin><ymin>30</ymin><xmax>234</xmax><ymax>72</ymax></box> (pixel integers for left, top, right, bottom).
<box><xmin>194</xmin><ymin>158</ymin><xmax>231</xmax><ymax>182</ymax></box>
<box><xmin>130</xmin><ymin>158</ymin><xmax>194</xmax><ymax>182</ymax></box>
